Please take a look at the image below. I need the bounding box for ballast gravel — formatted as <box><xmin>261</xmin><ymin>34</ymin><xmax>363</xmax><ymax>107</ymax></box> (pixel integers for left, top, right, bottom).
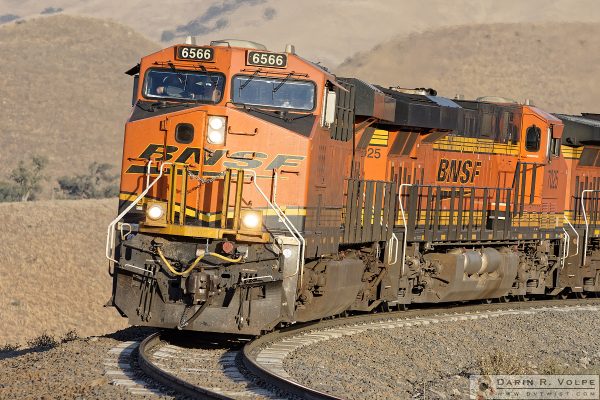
<box><xmin>0</xmin><ymin>327</ymin><xmax>176</xmax><ymax>400</ymax></box>
<box><xmin>284</xmin><ymin>307</ymin><xmax>600</xmax><ymax>399</ymax></box>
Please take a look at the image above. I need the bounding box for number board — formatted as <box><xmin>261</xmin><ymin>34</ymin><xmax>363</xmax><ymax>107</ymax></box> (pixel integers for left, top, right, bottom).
<box><xmin>246</xmin><ymin>51</ymin><xmax>287</xmax><ymax>68</ymax></box>
<box><xmin>175</xmin><ymin>46</ymin><xmax>214</xmax><ymax>62</ymax></box>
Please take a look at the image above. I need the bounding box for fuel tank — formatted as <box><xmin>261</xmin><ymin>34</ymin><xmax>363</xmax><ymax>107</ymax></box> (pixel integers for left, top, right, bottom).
<box><xmin>413</xmin><ymin>247</ymin><xmax>518</xmax><ymax>302</ymax></box>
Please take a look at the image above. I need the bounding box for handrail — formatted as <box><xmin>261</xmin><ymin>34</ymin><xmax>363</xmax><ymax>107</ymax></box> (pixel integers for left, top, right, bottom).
<box><xmin>561</xmin><ymin>228</ymin><xmax>569</xmax><ymax>268</ymax></box>
<box><xmin>564</xmin><ymin>215</ymin><xmax>579</xmax><ymax>256</ymax></box>
<box><xmin>247</xmin><ymin>170</ymin><xmax>305</xmax><ymax>287</ymax></box>
<box><xmin>145</xmin><ymin>159</ymin><xmax>153</xmax><ymax>188</ymax></box>
<box><xmin>580</xmin><ymin>189</ymin><xmax>600</xmax><ymax>266</ymax></box>
<box><xmin>106</xmin><ymin>162</ymin><xmax>172</xmax><ymax>266</ymax></box>
<box><xmin>398</xmin><ymin>183</ymin><xmax>412</xmax><ymax>277</ymax></box>
<box><xmin>388</xmin><ymin>233</ymin><xmax>399</xmax><ymax>265</ymax></box>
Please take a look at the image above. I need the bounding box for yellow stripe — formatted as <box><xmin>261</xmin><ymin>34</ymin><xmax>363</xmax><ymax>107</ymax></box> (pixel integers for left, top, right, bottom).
<box><xmin>119</xmin><ymin>192</ymin><xmax>307</xmax><ymax>222</ymax></box>
<box><xmin>369</xmin><ymin>139</ymin><xmax>388</xmax><ymax>146</ymax></box>
<box><xmin>369</xmin><ymin>129</ymin><xmax>389</xmax><ymax>146</ymax></box>
<box><xmin>433</xmin><ymin>135</ymin><xmax>519</xmax><ymax>155</ymax></box>
<box><xmin>561</xmin><ymin>145</ymin><xmax>583</xmax><ymax>159</ymax></box>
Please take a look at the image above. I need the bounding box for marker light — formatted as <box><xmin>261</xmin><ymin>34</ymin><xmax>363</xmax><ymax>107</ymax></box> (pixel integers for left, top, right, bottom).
<box><xmin>240</xmin><ymin>210</ymin><xmax>262</xmax><ymax>231</ymax></box>
<box><xmin>147</xmin><ymin>204</ymin><xmax>165</xmax><ymax>220</ymax></box>
<box><xmin>207</xmin><ymin>115</ymin><xmax>227</xmax><ymax>144</ymax></box>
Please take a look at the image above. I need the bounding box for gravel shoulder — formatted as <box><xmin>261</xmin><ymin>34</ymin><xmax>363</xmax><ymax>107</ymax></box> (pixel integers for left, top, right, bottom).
<box><xmin>284</xmin><ymin>308</ymin><xmax>600</xmax><ymax>399</ymax></box>
<box><xmin>0</xmin><ymin>327</ymin><xmax>174</xmax><ymax>400</ymax></box>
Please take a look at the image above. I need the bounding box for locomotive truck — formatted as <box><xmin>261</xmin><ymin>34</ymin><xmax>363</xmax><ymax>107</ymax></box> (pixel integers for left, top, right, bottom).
<box><xmin>107</xmin><ymin>38</ymin><xmax>600</xmax><ymax>334</ymax></box>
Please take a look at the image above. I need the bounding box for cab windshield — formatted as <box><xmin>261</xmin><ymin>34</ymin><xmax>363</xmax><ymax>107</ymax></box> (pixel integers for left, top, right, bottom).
<box><xmin>232</xmin><ymin>75</ymin><xmax>315</xmax><ymax>111</ymax></box>
<box><xmin>143</xmin><ymin>69</ymin><xmax>225</xmax><ymax>103</ymax></box>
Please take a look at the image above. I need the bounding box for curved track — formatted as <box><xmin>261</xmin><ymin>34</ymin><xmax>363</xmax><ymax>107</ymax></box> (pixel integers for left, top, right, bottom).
<box><xmin>138</xmin><ymin>298</ymin><xmax>600</xmax><ymax>400</ymax></box>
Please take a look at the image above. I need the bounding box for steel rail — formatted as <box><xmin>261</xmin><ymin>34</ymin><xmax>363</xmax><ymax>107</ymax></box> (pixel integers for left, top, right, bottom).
<box><xmin>138</xmin><ymin>331</ymin><xmax>231</xmax><ymax>400</ymax></box>
<box><xmin>243</xmin><ymin>332</ymin><xmax>344</xmax><ymax>400</ymax></box>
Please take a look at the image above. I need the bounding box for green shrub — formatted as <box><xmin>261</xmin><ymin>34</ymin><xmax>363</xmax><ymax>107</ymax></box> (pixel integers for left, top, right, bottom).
<box><xmin>0</xmin><ymin>155</ymin><xmax>47</xmax><ymax>202</ymax></box>
<box><xmin>57</xmin><ymin>162</ymin><xmax>119</xmax><ymax>199</ymax></box>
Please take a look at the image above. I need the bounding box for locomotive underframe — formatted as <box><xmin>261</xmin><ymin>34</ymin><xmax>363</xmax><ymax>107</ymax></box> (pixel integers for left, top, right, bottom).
<box><xmin>111</xmin><ymin>230</ymin><xmax>600</xmax><ymax>336</ymax></box>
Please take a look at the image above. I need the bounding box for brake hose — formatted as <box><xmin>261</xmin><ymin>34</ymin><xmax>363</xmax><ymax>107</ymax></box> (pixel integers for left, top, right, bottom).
<box><xmin>156</xmin><ymin>247</ymin><xmax>243</xmax><ymax>276</ymax></box>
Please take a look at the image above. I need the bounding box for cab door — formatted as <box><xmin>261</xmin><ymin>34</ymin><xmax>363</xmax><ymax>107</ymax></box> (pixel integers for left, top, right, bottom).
<box><xmin>158</xmin><ymin>110</ymin><xmax>208</xmax><ymax>223</ymax></box>
<box><xmin>516</xmin><ymin>110</ymin><xmax>550</xmax><ymax>210</ymax></box>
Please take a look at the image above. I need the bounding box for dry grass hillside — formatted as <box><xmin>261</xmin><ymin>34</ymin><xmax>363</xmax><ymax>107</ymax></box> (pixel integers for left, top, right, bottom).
<box><xmin>2</xmin><ymin>1</ymin><xmax>600</xmax><ymax>66</ymax></box>
<box><xmin>0</xmin><ymin>15</ymin><xmax>158</xmax><ymax>196</ymax></box>
<box><xmin>0</xmin><ymin>199</ymin><xmax>127</xmax><ymax>345</ymax></box>
<box><xmin>336</xmin><ymin>22</ymin><xmax>600</xmax><ymax>114</ymax></box>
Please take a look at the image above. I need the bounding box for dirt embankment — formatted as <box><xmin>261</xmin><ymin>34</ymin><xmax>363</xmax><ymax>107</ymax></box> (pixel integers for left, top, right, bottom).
<box><xmin>0</xmin><ymin>15</ymin><xmax>158</xmax><ymax>197</ymax></box>
<box><xmin>0</xmin><ymin>199</ymin><xmax>127</xmax><ymax>345</ymax></box>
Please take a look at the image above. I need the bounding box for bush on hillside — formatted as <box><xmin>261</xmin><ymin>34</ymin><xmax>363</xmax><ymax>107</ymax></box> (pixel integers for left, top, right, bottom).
<box><xmin>56</xmin><ymin>162</ymin><xmax>119</xmax><ymax>199</ymax></box>
<box><xmin>0</xmin><ymin>155</ymin><xmax>47</xmax><ymax>202</ymax></box>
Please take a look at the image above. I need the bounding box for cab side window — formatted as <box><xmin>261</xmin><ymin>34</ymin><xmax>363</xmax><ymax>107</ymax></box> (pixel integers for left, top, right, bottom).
<box><xmin>525</xmin><ymin>125</ymin><xmax>541</xmax><ymax>152</ymax></box>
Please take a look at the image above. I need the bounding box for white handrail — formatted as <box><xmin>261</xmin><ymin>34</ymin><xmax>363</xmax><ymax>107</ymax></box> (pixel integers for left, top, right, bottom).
<box><xmin>247</xmin><ymin>170</ymin><xmax>305</xmax><ymax>287</ymax></box>
<box><xmin>561</xmin><ymin>228</ymin><xmax>569</xmax><ymax>268</ymax></box>
<box><xmin>564</xmin><ymin>215</ymin><xmax>579</xmax><ymax>256</ymax></box>
<box><xmin>580</xmin><ymin>189</ymin><xmax>600</xmax><ymax>266</ymax></box>
<box><xmin>398</xmin><ymin>183</ymin><xmax>412</xmax><ymax>277</ymax></box>
<box><xmin>389</xmin><ymin>233</ymin><xmax>399</xmax><ymax>265</ymax></box>
<box><xmin>106</xmin><ymin>162</ymin><xmax>172</xmax><ymax>264</ymax></box>
<box><xmin>145</xmin><ymin>159</ymin><xmax>153</xmax><ymax>188</ymax></box>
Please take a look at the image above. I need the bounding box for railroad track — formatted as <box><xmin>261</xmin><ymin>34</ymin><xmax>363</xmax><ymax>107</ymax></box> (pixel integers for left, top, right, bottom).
<box><xmin>133</xmin><ymin>298</ymin><xmax>600</xmax><ymax>399</ymax></box>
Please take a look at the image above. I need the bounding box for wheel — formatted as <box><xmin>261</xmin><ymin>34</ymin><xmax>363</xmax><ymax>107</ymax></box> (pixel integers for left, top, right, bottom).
<box><xmin>482</xmin><ymin>298</ymin><xmax>493</xmax><ymax>304</ymax></box>
<box><xmin>518</xmin><ymin>295</ymin><xmax>530</xmax><ymax>302</ymax></box>
<box><xmin>576</xmin><ymin>292</ymin><xmax>588</xmax><ymax>299</ymax></box>
<box><xmin>499</xmin><ymin>296</ymin><xmax>510</xmax><ymax>303</ymax></box>
<box><xmin>559</xmin><ymin>290</ymin><xmax>571</xmax><ymax>300</ymax></box>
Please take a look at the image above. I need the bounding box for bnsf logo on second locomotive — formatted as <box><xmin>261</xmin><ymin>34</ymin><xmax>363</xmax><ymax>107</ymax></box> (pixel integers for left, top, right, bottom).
<box><xmin>436</xmin><ymin>158</ymin><xmax>482</xmax><ymax>183</ymax></box>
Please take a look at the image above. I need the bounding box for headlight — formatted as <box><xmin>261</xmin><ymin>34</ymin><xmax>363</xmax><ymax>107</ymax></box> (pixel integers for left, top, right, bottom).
<box><xmin>240</xmin><ymin>210</ymin><xmax>262</xmax><ymax>231</ymax></box>
<box><xmin>207</xmin><ymin>116</ymin><xmax>226</xmax><ymax>145</ymax></box>
<box><xmin>207</xmin><ymin>129</ymin><xmax>225</xmax><ymax>144</ymax></box>
<box><xmin>146</xmin><ymin>204</ymin><xmax>165</xmax><ymax>220</ymax></box>
<box><xmin>209</xmin><ymin>117</ymin><xmax>224</xmax><ymax>130</ymax></box>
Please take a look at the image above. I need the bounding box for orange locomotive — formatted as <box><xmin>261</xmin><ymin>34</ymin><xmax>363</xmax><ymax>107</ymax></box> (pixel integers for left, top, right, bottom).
<box><xmin>107</xmin><ymin>39</ymin><xmax>600</xmax><ymax>334</ymax></box>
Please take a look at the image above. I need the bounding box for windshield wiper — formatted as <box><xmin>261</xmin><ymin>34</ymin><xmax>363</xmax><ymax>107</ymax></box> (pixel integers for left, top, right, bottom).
<box><xmin>242</xmin><ymin>104</ymin><xmax>286</xmax><ymax>120</ymax></box>
<box><xmin>168</xmin><ymin>62</ymin><xmax>186</xmax><ymax>79</ymax></box>
<box><xmin>272</xmin><ymin>73</ymin><xmax>293</xmax><ymax>93</ymax></box>
<box><xmin>242</xmin><ymin>104</ymin><xmax>312</xmax><ymax>122</ymax></box>
<box><xmin>136</xmin><ymin>101</ymin><xmax>193</xmax><ymax>112</ymax></box>
<box><xmin>240</xmin><ymin>70</ymin><xmax>260</xmax><ymax>90</ymax></box>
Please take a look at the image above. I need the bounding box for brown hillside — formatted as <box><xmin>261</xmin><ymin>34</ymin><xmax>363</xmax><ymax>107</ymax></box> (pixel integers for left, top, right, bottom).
<box><xmin>0</xmin><ymin>15</ymin><xmax>158</xmax><ymax>195</ymax></box>
<box><xmin>336</xmin><ymin>23</ymin><xmax>600</xmax><ymax>114</ymax></box>
<box><xmin>3</xmin><ymin>1</ymin><xmax>600</xmax><ymax>66</ymax></box>
<box><xmin>0</xmin><ymin>199</ymin><xmax>127</xmax><ymax>344</ymax></box>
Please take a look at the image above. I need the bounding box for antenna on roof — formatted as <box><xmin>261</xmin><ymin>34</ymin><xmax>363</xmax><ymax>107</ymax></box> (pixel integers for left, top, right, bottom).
<box><xmin>184</xmin><ymin>36</ymin><xmax>197</xmax><ymax>45</ymax></box>
<box><xmin>285</xmin><ymin>44</ymin><xmax>296</xmax><ymax>54</ymax></box>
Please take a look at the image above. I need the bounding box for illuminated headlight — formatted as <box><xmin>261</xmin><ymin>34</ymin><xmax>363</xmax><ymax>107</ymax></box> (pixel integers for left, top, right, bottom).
<box><xmin>209</xmin><ymin>116</ymin><xmax>224</xmax><ymax>130</ymax></box>
<box><xmin>207</xmin><ymin>116</ymin><xmax>227</xmax><ymax>144</ymax></box>
<box><xmin>146</xmin><ymin>204</ymin><xmax>165</xmax><ymax>220</ymax></box>
<box><xmin>240</xmin><ymin>210</ymin><xmax>262</xmax><ymax>231</ymax></box>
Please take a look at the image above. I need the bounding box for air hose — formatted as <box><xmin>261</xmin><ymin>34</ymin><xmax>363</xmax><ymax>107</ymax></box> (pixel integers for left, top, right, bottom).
<box><xmin>156</xmin><ymin>246</ymin><xmax>242</xmax><ymax>276</ymax></box>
